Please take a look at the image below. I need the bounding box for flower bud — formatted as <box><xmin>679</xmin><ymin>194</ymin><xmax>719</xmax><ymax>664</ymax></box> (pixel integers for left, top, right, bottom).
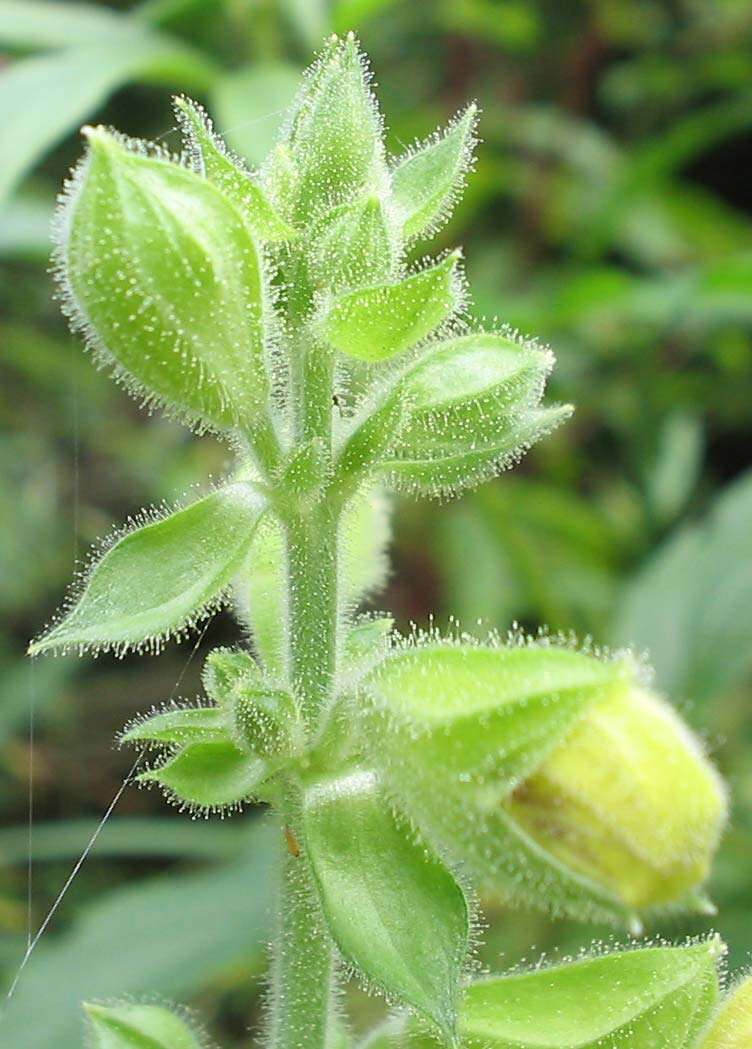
<box><xmin>505</xmin><ymin>685</ymin><xmax>727</xmax><ymax>910</ymax></box>
<box><xmin>699</xmin><ymin>975</ymin><xmax>752</xmax><ymax>1049</ymax></box>
<box><xmin>58</xmin><ymin>127</ymin><xmax>271</xmax><ymax>433</ymax></box>
<box><xmin>363</xmin><ymin>642</ymin><xmax>727</xmax><ymax>926</ymax></box>
<box><xmin>232</xmin><ymin>687</ymin><xmax>299</xmax><ymax>758</ymax></box>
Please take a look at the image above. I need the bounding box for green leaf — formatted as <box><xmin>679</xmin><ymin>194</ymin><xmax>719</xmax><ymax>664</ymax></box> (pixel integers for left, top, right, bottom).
<box><xmin>386</xmin><ymin>405</ymin><xmax>570</xmax><ymax>498</ymax></box>
<box><xmin>140</xmin><ymin>739</ymin><xmax>271</xmax><ymax>809</ymax></box>
<box><xmin>0</xmin><ymin>822</ymin><xmax>275</xmax><ymax>1049</ymax></box>
<box><xmin>121</xmin><ymin>705</ymin><xmax>229</xmax><ymax>746</ymax></box>
<box><xmin>322</xmin><ymin>252</ymin><xmax>462</xmax><ymax>362</ymax></box>
<box><xmin>0</xmin><ymin>36</ymin><xmax>214</xmax><ymax>204</ymax></box>
<box><xmin>61</xmin><ymin>128</ymin><xmax>272</xmax><ymax>432</ymax></box>
<box><xmin>698</xmin><ymin>973</ymin><xmax>752</xmax><ymax>1049</ymax></box>
<box><xmin>0</xmin><ymin>1</ymin><xmax>125</xmax><ymax>49</ymax></box>
<box><xmin>393</xmin><ymin>331</ymin><xmax>555</xmax><ymax>458</ymax></box>
<box><xmin>202</xmin><ymin>647</ymin><xmax>263</xmax><ymax>701</ymax></box>
<box><xmin>30</xmin><ymin>482</ymin><xmax>265</xmax><ymax>655</ymax></box>
<box><xmin>392</xmin><ymin>104</ymin><xmax>478</xmax><ymax>241</ymax></box>
<box><xmin>337</xmin><ymin>333</ymin><xmax>566</xmax><ymax>493</ymax></box>
<box><xmin>0</xmin><ymin>193</ymin><xmax>52</xmax><ymax>259</ymax></box>
<box><xmin>286</xmin><ymin>34</ymin><xmax>386</xmax><ymax>221</ymax></box>
<box><xmin>457</xmin><ymin>941</ymin><xmax>721</xmax><ymax>1048</ymax></box>
<box><xmin>303</xmin><ymin>769</ymin><xmax>468</xmax><ymax>1039</ymax></box>
<box><xmin>308</xmin><ymin>195</ymin><xmax>396</xmax><ymax>292</ymax></box>
<box><xmin>232</xmin><ymin>687</ymin><xmax>299</xmax><ymax>757</ymax></box>
<box><xmin>175</xmin><ymin>96</ymin><xmax>297</xmax><ymax>242</ymax></box>
<box><xmin>363</xmin><ymin>642</ymin><xmax>641</xmax><ymax>925</ymax></box>
<box><xmin>85</xmin><ymin>1001</ymin><xmax>203</xmax><ymax>1049</ymax></box>
<box><xmin>613</xmin><ymin>469</ymin><xmax>752</xmax><ymax>704</ymax></box>
<box><xmin>0</xmin><ymin>816</ymin><xmax>245</xmax><ymax>864</ymax></box>
<box><xmin>211</xmin><ymin>63</ymin><xmax>302</xmax><ymax>167</ymax></box>
<box><xmin>366</xmin><ymin>942</ymin><xmax>722</xmax><ymax>1049</ymax></box>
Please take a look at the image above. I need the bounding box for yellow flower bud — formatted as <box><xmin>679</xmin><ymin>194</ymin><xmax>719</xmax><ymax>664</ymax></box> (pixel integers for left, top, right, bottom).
<box><xmin>505</xmin><ymin>685</ymin><xmax>727</xmax><ymax>910</ymax></box>
<box><xmin>699</xmin><ymin>976</ymin><xmax>752</xmax><ymax>1049</ymax></box>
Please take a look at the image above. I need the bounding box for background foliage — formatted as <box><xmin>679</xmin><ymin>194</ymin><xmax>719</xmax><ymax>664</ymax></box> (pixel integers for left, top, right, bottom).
<box><xmin>1</xmin><ymin>1</ymin><xmax>750</xmax><ymax>1045</ymax></box>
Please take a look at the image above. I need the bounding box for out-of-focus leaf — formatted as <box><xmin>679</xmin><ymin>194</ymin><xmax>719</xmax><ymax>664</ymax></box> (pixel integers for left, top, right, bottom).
<box><xmin>0</xmin><ymin>821</ymin><xmax>275</xmax><ymax>1049</ymax></box>
<box><xmin>436</xmin><ymin>478</ymin><xmax>618</xmax><ymax>632</ymax></box>
<box><xmin>436</xmin><ymin>0</ymin><xmax>541</xmax><ymax>49</ymax></box>
<box><xmin>0</xmin><ymin>194</ymin><xmax>52</xmax><ymax>259</ymax></box>
<box><xmin>212</xmin><ymin>64</ymin><xmax>301</xmax><ymax>167</ymax></box>
<box><xmin>0</xmin><ymin>1</ymin><xmax>125</xmax><ymax>49</ymax></box>
<box><xmin>0</xmin><ymin>817</ymin><xmax>245</xmax><ymax>865</ymax></box>
<box><xmin>280</xmin><ymin>0</ymin><xmax>329</xmax><ymax>49</ymax></box>
<box><xmin>332</xmin><ymin>0</ymin><xmax>400</xmax><ymax>31</ymax></box>
<box><xmin>646</xmin><ymin>412</ymin><xmax>703</xmax><ymax>526</ymax></box>
<box><xmin>0</xmin><ymin>36</ymin><xmax>215</xmax><ymax>203</ymax></box>
<box><xmin>614</xmin><ymin>470</ymin><xmax>752</xmax><ymax>704</ymax></box>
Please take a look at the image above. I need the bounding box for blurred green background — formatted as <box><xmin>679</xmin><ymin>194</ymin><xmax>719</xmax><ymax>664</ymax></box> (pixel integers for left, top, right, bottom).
<box><xmin>1</xmin><ymin>0</ymin><xmax>751</xmax><ymax>1044</ymax></box>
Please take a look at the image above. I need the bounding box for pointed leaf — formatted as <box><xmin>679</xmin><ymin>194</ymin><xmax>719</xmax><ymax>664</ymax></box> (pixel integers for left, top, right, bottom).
<box><xmin>303</xmin><ymin>769</ymin><xmax>468</xmax><ymax>1039</ymax></box>
<box><xmin>366</xmin><ymin>331</ymin><xmax>565</xmax><ymax>496</ymax></box>
<box><xmin>287</xmin><ymin>34</ymin><xmax>385</xmax><ymax>219</ymax></box>
<box><xmin>60</xmin><ymin>128</ymin><xmax>271</xmax><ymax>431</ymax></box>
<box><xmin>84</xmin><ymin>1001</ymin><xmax>203</xmax><ymax>1049</ymax></box>
<box><xmin>140</xmin><ymin>739</ymin><xmax>270</xmax><ymax>809</ymax></box>
<box><xmin>175</xmin><ymin>96</ymin><xmax>296</xmax><ymax>242</ymax></box>
<box><xmin>458</xmin><ymin>941</ymin><xmax>721</xmax><ymax>1048</ymax></box>
<box><xmin>322</xmin><ymin>252</ymin><xmax>461</xmax><ymax>362</ymax></box>
<box><xmin>392</xmin><ymin>104</ymin><xmax>478</xmax><ymax>241</ymax></box>
<box><xmin>121</xmin><ymin>705</ymin><xmax>229</xmax><ymax>746</ymax></box>
<box><xmin>31</xmin><ymin>483</ymin><xmax>265</xmax><ymax>655</ymax></box>
<box><xmin>308</xmin><ymin>195</ymin><xmax>395</xmax><ymax>291</ymax></box>
<box><xmin>387</xmin><ymin>404</ymin><xmax>571</xmax><ymax>497</ymax></box>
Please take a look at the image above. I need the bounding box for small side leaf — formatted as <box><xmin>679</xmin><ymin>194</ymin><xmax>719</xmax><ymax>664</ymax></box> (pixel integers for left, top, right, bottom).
<box><xmin>302</xmin><ymin>769</ymin><xmax>468</xmax><ymax>1040</ymax></box>
<box><xmin>84</xmin><ymin>1000</ymin><xmax>203</xmax><ymax>1049</ymax></box>
<box><xmin>139</xmin><ymin>739</ymin><xmax>270</xmax><ymax>810</ymax></box>
<box><xmin>321</xmin><ymin>252</ymin><xmax>462</xmax><ymax>362</ymax></box>
<box><xmin>392</xmin><ymin>104</ymin><xmax>478</xmax><ymax>242</ymax></box>
<box><xmin>121</xmin><ymin>705</ymin><xmax>228</xmax><ymax>746</ymax></box>
<box><xmin>31</xmin><ymin>482</ymin><xmax>265</xmax><ymax>656</ymax></box>
<box><xmin>174</xmin><ymin>96</ymin><xmax>296</xmax><ymax>242</ymax></box>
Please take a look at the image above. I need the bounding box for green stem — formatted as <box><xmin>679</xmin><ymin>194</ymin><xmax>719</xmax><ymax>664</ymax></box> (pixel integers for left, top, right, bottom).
<box><xmin>267</xmin><ymin>341</ymin><xmax>339</xmax><ymax>1048</ymax></box>
<box><xmin>268</xmin><ymin>827</ymin><xmax>336</xmax><ymax>1049</ymax></box>
<box><xmin>285</xmin><ymin>500</ymin><xmax>341</xmax><ymax>725</ymax></box>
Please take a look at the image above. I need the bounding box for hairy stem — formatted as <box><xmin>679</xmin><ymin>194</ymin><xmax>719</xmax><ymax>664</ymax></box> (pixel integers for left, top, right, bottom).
<box><xmin>268</xmin><ymin>340</ymin><xmax>340</xmax><ymax>1048</ymax></box>
<box><xmin>285</xmin><ymin>502</ymin><xmax>341</xmax><ymax>726</ymax></box>
<box><xmin>268</xmin><ymin>829</ymin><xmax>336</xmax><ymax>1049</ymax></box>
